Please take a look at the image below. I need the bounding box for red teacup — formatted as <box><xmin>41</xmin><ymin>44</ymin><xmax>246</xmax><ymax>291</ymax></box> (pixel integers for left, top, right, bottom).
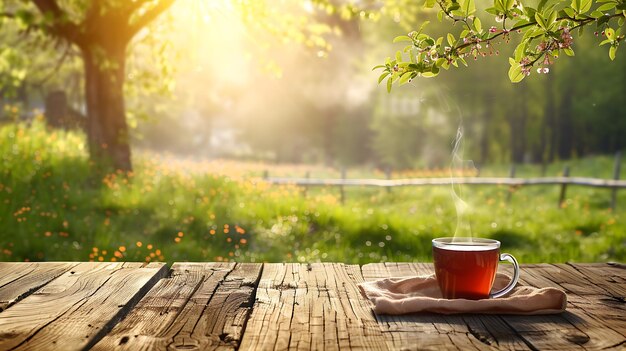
<box><xmin>432</xmin><ymin>237</ymin><xmax>519</xmax><ymax>300</ymax></box>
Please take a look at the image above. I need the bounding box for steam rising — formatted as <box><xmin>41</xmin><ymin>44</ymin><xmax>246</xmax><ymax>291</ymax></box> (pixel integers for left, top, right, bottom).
<box><xmin>450</xmin><ymin>125</ymin><xmax>476</xmax><ymax>241</ymax></box>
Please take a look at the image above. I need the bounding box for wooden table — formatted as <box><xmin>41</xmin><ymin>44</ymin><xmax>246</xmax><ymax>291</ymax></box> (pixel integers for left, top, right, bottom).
<box><xmin>0</xmin><ymin>262</ymin><xmax>623</xmax><ymax>350</ymax></box>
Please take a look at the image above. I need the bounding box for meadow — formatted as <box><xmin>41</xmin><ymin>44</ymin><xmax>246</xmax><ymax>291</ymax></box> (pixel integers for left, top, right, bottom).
<box><xmin>1</xmin><ymin>118</ymin><xmax>624</xmax><ymax>264</ymax></box>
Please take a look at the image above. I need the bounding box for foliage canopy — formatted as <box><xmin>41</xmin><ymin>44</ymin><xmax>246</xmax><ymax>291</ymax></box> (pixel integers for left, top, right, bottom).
<box><xmin>376</xmin><ymin>0</ymin><xmax>626</xmax><ymax>90</ymax></box>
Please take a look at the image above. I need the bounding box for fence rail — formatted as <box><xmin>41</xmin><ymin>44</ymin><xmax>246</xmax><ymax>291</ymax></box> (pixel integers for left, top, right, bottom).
<box><xmin>265</xmin><ymin>176</ymin><xmax>626</xmax><ymax>188</ymax></box>
<box><xmin>263</xmin><ymin>153</ymin><xmax>624</xmax><ymax>208</ymax></box>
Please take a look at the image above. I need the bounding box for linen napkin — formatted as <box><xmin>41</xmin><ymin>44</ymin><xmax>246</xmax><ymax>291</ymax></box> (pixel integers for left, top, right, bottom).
<box><xmin>358</xmin><ymin>273</ymin><xmax>567</xmax><ymax>315</ymax></box>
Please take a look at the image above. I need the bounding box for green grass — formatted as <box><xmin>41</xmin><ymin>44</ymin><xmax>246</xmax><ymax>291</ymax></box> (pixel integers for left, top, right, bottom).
<box><xmin>1</xmin><ymin>119</ymin><xmax>624</xmax><ymax>264</ymax></box>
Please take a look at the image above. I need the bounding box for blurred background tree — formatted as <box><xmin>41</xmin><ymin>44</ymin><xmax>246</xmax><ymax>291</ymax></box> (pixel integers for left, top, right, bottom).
<box><xmin>1</xmin><ymin>0</ymin><xmax>625</xmax><ymax>172</ymax></box>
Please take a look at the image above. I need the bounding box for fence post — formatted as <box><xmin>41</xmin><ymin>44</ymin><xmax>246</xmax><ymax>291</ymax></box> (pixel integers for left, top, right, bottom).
<box><xmin>302</xmin><ymin>171</ymin><xmax>310</xmax><ymax>198</ymax></box>
<box><xmin>558</xmin><ymin>166</ymin><xmax>570</xmax><ymax>208</ymax></box>
<box><xmin>506</xmin><ymin>164</ymin><xmax>516</xmax><ymax>203</ymax></box>
<box><xmin>611</xmin><ymin>151</ymin><xmax>622</xmax><ymax>211</ymax></box>
<box><xmin>340</xmin><ymin>168</ymin><xmax>346</xmax><ymax>204</ymax></box>
<box><xmin>385</xmin><ymin>167</ymin><xmax>392</xmax><ymax>194</ymax></box>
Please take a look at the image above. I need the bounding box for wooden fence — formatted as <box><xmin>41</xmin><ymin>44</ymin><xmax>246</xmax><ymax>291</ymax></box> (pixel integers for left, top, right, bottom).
<box><xmin>263</xmin><ymin>152</ymin><xmax>625</xmax><ymax>209</ymax></box>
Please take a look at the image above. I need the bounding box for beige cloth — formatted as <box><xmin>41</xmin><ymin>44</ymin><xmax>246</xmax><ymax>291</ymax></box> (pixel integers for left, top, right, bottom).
<box><xmin>358</xmin><ymin>273</ymin><xmax>567</xmax><ymax>315</ymax></box>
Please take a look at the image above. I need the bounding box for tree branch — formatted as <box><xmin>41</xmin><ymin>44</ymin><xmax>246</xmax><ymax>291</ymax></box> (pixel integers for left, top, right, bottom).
<box><xmin>31</xmin><ymin>0</ymin><xmax>84</xmax><ymax>46</ymax></box>
<box><xmin>31</xmin><ymin>42</ymin><xmax>72</xmax><ymax>87</ymax></box>
<box><xmin>126</xmin><ymin>0</ymin><xmax>175</xmax><ymax>41</ymax></box>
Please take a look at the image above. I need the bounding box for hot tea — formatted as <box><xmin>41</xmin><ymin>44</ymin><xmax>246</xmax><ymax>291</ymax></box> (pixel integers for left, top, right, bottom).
<box><xmin>432</xmin><ymin>237</ymin><xmax>519</xmax><ymax>300</ymax></box>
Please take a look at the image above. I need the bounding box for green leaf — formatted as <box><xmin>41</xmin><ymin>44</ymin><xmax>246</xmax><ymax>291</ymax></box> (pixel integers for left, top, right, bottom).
<box><xmin>418</xmin><ymin>21</ymin><xmax>431</xmax><ymax>33</ymax></box>
<box><xmin>372</xmin><ymin>65</ymin><xmax>386</xmax><ymax>71</ymax></box>
<box><xmin>424</xmin><ymin>0</ymin><xmax>436</xmax><ymax>8</ymax></box>
<box><xmin>410</xmin><ymin>48</ymin><xmax>418</xmax><ymax>63</ymax></box>
<box><xmin>514</xmin><ymin>42</ymin><xmax>527</xmax><ymax>61</ymax></box>
<box><xmin>447</xmin><ymin>33</ymin><xmax>455</xmax><ymax>46</ymax></box>
<box><xmin>597</xmin><ymin>3</ymin><xmax>617</xmax><ymax>12</ymax></box>
<box><xmin>386</xmin><ymin>76</ymin><xmax>392</xmax><ymax>92</ymax></box>
<box><xmin>508</xmin><ymin>63</ymin><xmax>525</xmax><ymax>83</ymax></box>
<box><xmin>571</xmin><ymin>0</ymin><xmax>581</xmax><ymax>12</ymax></box>
<box><xmin>395</xmin><ymin>50</ymin><xmax>403</xmax><ymax>62</ymax></box>
<box><xmin>606</xmin><ymin>28</ymin><xmax>616</xmax><ymax>40</ymax></box>
<box><xmin>563</xmin><ymin>7</ymin><xmax>576</xmax><ymax>18</ymax></box>
<box><xmin>598</xmin><ymin>14</ymin><xmax>612</xmax><ymax>26</ymax></box>
<box><xmin>609</xmin><ymin>45</ymin><xmax>617</xmax><ymax>60</ymax></box>
<box><xmin>535</xmin><ymin>12</ymin><xmax>547</xmax><ymax>29</ymax></box>
<box><xmin>513</xmin><ymin>19</ymin><xmax>530</xmax><ymax>27</ymax></box>
<box><xmin>547</xmin><ymin>11</ymin><xmax>557</xmax><ymax>28</ymax></box>
<box><xmin>474</xmin><ymin>17</ymin><xmax>482</xmax><ymax>33</ymax></box>
<box><xmin>537</xmin><ymin>0</ymin><xmax>548</xmax><ymax>11</ymax></box>
<box><xmin>495</xmin><ymin>0</ymin><xmax>505</xmax><ymax>13</ymax></box>
<box><xmin>590</xmin><ymin>10</ymin><xmax>604</xmax><ymax>19</ymax></box>
<box><xmin>461</xmin><ymin>0</ymin><xmax>476</xmax><ymax>16</ymax></box>
<box><xmin>393</xmin><ymin>36</ymin><xmax>413</xmax><ymax>43</ymax></box>
<box><xmin>600</xmin><ymin>38</ymin><xmax>612</xmax><ymax>45</ymax></box>
<box><xmin>563</xmin><ymin>47</ymin><xmax>575</xmax><ymax>56</ymax></box>
<box><xmin>485</xmin><ymin>7</ymin><xmax>498</xmax><ymax>15</ymax></box>
<box><xmin>399</xmin><ymin>71</ymin><xmax>414</xmax><ymax>85</ymax></box>
<box><xmin>378</xmin><ymin>72</ymin><xmax>390</xmax><ymax>84</ymax></box>
<box><xmin>580</xmin><ymin>0</ymin><xmax>592</xmax><ymax>13</ymax></box>
<box><xmin>524</xmin><ymin>6</ymin><xmax>537</xmax><ymax>18</ymax></box>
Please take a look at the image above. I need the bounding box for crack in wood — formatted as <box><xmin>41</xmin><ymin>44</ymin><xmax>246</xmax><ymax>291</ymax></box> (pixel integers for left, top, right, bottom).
<box><xmin>601</xmin><ymin>339</ymin><xmax>626</xmax><ymax>349</ymax></box>
<box><xmin>2</xmin><ymin>262</ymin><xmax>623</xmax><ymax>350</ymax></box>
<box><xmin>8</xmin><ymin>271</ymin><xmax>121</xmax><ymax>351</ymax></box>
<box><xmin>83</xmin><ymin>264</ymin><xmax>169</xmax><ymax>350</ymax></box>
<box><xmin>0</xmin><ymin>262</ymin><xmax>79</xmax><ymax>313</ymax></box>
<box><xmin>463</xmin><ymin>319</ymin><xmax>493</xmax><ymax>347</ymax></box>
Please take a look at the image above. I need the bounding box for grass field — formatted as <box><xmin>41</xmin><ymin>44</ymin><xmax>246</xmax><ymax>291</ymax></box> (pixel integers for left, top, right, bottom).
<box><xmin>1</xmin><ymin>119</ymin><xmax>625</xmax><ymax>264</ymax></box>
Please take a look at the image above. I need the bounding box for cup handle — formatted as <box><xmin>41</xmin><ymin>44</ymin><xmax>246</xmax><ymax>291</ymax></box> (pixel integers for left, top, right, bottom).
<box><xmin>490</xmin><ymin>253</ymin><xmax>520</xmax><ymax>299</ymax></box>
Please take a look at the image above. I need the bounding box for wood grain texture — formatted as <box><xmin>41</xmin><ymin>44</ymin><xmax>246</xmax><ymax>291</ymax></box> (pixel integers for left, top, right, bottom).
<box><xmin>361</xmin><ymin>262</ymin><xmax>528</xmax><ymax>351</ymax></box>
<box><xmin>0</xmin><ymin>262</ymin><xmax>623</xmax><ymax>350</ymax></box>
<box><xmin>0</xmin><ymin>262</ymin><xmax>167</xmax><ymax>351</ymax></box>
<box><xmin>507</xmin><ymin>264</ymin><xmax>626</xmax><ymax>350</ymax></box>
<box><xmin>92</xmin><ymin>262</ymin><xmax>261</xmax><ymax>351</ymax></box>
<box><xmin>0</xmin><ymin>262</ymin><xmax>78</xmax><ymax>312</ymax></box>
<box><xmin>239</xmin><ymin>263</ymin><xmax>388</xmax><ymax>350</ymax></box>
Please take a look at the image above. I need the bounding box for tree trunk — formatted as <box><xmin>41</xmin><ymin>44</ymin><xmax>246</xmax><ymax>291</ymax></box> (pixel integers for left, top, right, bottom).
<box><xmin>83</xmin><ymin>45</ymin><xmax>132</xmax><ymax>172</ymax></box>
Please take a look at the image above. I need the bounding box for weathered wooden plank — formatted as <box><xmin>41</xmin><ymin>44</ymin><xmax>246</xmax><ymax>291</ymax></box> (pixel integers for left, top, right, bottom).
<box><xmin>0</xmin><ymin>262</ymin><xmax>78</xmax><ymax>312</ymax></box>
<box><xmin>497</xmin><ymin>264</ymin><xmax>625</xmax><ymax>350</ymax></box>
<box><xmin>0</xmin><ymin>262</ymin><xmax>167</xmax><ymax>351</ymax></box>
<box><xmin>239</xmin><ymin>263</ymin><xmax>388</xmax><ymax>350</ymax></box>
<box><xmin>362</xmin><ymin>262</ymin><xmax>518</xmax><ymax>351</ymax></box>
<box><xmin>267</xmin><ymin>176</ymin><xmax>626</xmax><ymax>188</ymax></box>
<box><xmin>563</xmin><ymin>263</ymin><xmax>626</xmax><ymax>298</ymax></box>
<box><xmin>93</xmin><ymin>262</ymin><xmax>261</xmax><ymax>351</ymax></box>
<box><xmin>172</xmin><ymin>263</ymin><xmax>262</xmax><ymax>350</ymax></box>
